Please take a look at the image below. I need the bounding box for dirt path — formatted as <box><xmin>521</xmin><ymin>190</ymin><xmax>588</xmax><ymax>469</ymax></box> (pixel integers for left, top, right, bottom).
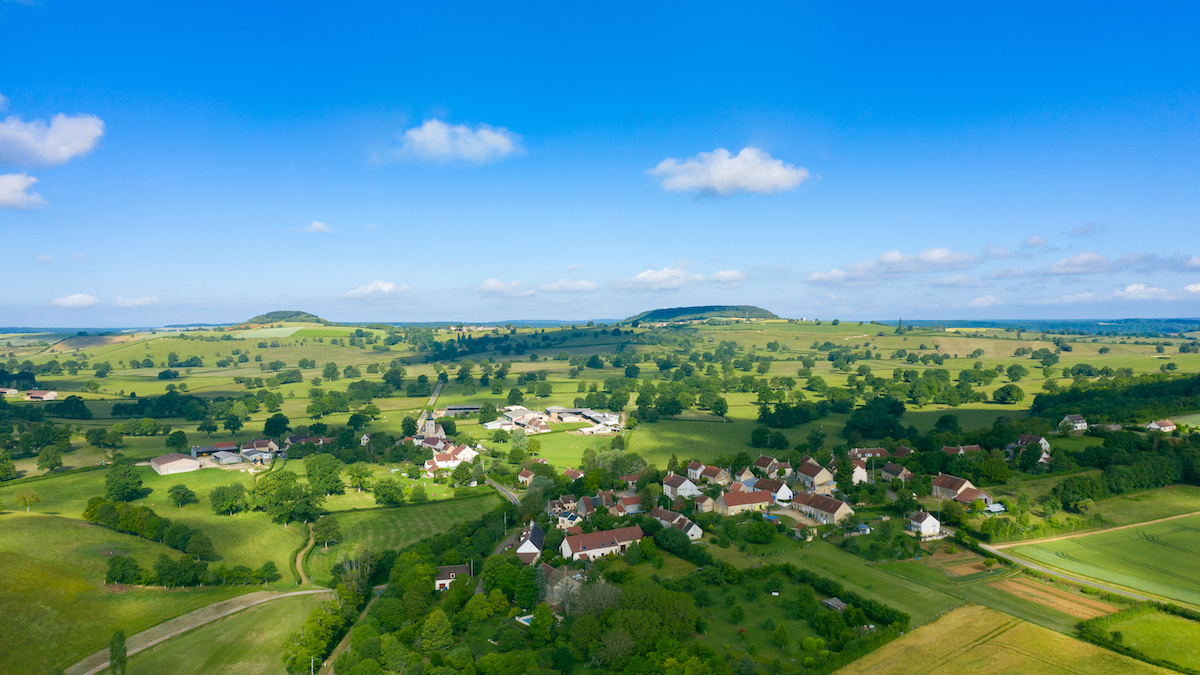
<box><xmin>319</xmin><ymin>593</ymin><xmax>381</xmax><ymax>675</ymax></box>
<box><xmin>990</xmin><ymin>510</ymin><xmax>1200</xmax><ymax>550</ymax></box>
<box><xmin>296</xmin><ymin>521</ymin><xmax>316</xmax><ymax>585</ymax></box>
<box><xmin>65</xmin><ymin>589</ymin><xmax>334</xmax><ymax>675</ymax></box>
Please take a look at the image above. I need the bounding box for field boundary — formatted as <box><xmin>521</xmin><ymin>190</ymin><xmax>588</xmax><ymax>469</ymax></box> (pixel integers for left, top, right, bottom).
<box><xmin>64</xmin><ymin>588</ymin><xmax>333</xmax><ymax>675</ymax></box>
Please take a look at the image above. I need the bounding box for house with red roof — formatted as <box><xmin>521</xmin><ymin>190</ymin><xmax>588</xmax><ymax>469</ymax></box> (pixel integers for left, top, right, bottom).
<box><xmin>560</xmin><ymin>525</ymin><xmax>643</xmax><ymax>561</ymax></box>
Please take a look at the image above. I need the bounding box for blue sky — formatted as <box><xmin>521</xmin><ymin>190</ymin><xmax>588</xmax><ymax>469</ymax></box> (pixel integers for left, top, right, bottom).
<box><xmin>2</xmin><ymin>2</ymin><xmax>1199</xmax><ymax>326</ymax></box>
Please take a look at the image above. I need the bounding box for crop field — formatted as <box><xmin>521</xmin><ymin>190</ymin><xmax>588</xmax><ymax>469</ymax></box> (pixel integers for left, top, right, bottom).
<box><xmin>306</xmin><ymin>494</ymin><xmax>499</xmax><ymax>584</ymax></box>
<box><xmin>1007</xmin><ymin>514</ymin><xmax>1200</xmax><ymax>605</ymax></box>
<box><xmin>836</xmin><ymin>605</ymin><xmax>1173</xmax><ymax>675</ymax></box>
<box><xmin>988</xmin><ymin>577</ymin><xmax>1117</xmax><ymax>619</ymax></box>
<box><xmin>0</xmin><ymin>513</ymin><xmax>248</xmax><ymax>673</ymax></box>
<box><xmin>1107</xmin><ymin>609</ymin><xmax>1200</xmax><ymax>668</ymax></box>
<box><xmin>126</xmin><ymin>593</ymin><xmax>322</xmax><ymax>675</ymax></box>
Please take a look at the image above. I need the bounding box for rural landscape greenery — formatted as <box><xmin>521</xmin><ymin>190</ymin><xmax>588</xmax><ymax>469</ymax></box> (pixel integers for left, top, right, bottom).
<box><xmin>3</xmin><ymin>309</ymin><xmax>1200</xmax><ymax>674</ymax></box>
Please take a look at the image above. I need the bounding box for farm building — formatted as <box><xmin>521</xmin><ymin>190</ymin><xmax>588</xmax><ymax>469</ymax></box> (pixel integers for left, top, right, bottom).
<box><xmin>0</xmin><ymin>388</ymin><xmax>16</xmax><ymax>397</ymax></box>
<box><xmin>443</xmin><ymin>404</ymin><xmax>482</xmax><ymax>417</ymax></box>
<box><xmin>24</xmin><ymin>390</ymin><xmax>58</xmax><ymax>401</ymax></box>
<box><xmin>1147</xmin><ymin>419</ymin><xmax>1177</xmax><ymax>432</ymax></box>
<box><xmin>213</xmin><ymin>451</ymin><xmax>242</xmax><ymax>464</ymax></box>
<box><xmin>150</xmin><ymin>453</ymin><xmax>201</xmax><ymax>476</ymax></box>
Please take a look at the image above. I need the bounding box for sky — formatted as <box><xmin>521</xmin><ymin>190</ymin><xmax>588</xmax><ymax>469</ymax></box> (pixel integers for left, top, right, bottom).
<box><xmin>2</xmin><ymin>2</ymin><xmax>1200</xmax><ymax>326</ymax></box>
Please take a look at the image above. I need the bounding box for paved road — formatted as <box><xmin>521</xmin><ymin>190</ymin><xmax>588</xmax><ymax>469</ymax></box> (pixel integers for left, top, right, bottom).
<box><xmin>428</xmin><ymin>381</ymin><xmax>443</xmax><ymax>407</ymax></box>
<box><xmin>486</xmin><ymin>477</ymin><xmax>521</xmax><ymax>506</ymax></box>
<box><xmin>66</xmin><ymin>589</ymin><xmax>334</xmax><ymax>675</ymax></box>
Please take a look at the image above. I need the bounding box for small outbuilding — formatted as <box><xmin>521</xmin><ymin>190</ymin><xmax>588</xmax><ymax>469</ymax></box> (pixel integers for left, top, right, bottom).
<box><xmin>213</xmin><ymin>451</ymin><xmax>243</xmax><ymax>465</ymax></box>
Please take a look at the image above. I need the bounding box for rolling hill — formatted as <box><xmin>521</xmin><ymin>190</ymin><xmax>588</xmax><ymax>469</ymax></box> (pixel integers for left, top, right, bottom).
<box><xmin>243</xmin><ymin>310</ymin><xmax>327</xmax><ymax>324</ymax></box>
<box><xmin>625</xmin><ymin>305</ymin><xmax>779</xmax><ymax>323</ymax></box>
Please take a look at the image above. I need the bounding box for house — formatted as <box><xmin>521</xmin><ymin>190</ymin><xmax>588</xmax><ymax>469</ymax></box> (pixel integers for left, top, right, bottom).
<box><xmin>792</xmin><ymin>493</ymin><xmax>855</xmax><ymax>525</ymax></box>
<box><xmin>620</xmin><ymin>474</ymin><xmax>641</xmax><ymax>489</ymax></box>
<box><xmin>563</xmin><ymin>468</ymin><xmax>584</xmax><ymax>481</ymax></box>
<box><xmin>1016</xmin><ymin>434</ymin><xmax>1051</xmax><ymax>453</ymax></box>
<box><xmin>662</xmin><ymin>473</ymin><xmax>702</xmax><ymax>500</ymax></box>
<box><xmin>796</xmin><ymin>462</ymin><xmax>835</xmax><ymax>493</ymax></box>
<box><xmin>732</xmin><ymin>466</ymin><xmax>755</xmax><ymax>483</ymax></box>
<box><xmin>150</xmin><ymin>453</ymin><xmax>201</xmax><ymax>476</ymax></box>
<box><xmin>954</xmin><ymin>487</ymin><xmax>993</xmax><ymax>507</ymax></box>
<box><xmin>715</xmin><ymin>490</ymin><xmax>773</xmax><ymax>516</ymax></box>
<box><xmin>24</xmin><ymin>390</ymin><xmax>58</xmax><ymax>401</ymax></box>
<box><xmin>1061</xmin><ymin>414</ymin><xmax>1088</xmax><ymax>432</ymax></box>
<box><xmin>942</xmin><ymin>444</ymin><xmax>982</xmax><ymax>455</ymax></box>
<box><xmin>647</xmin><ymin>506</ymin><xmax>704</xmax><ymax>540</ymax></box>
<box><xmin>931</xmin><ymin>473</ymin><xmax>976</xmax><ymax>501</ymax></box>
<box><xmin>753</xmin><ymin>478</ymin><xmax>794</xmax><ymax>503</ymax></box>
<box><xmin>880</xmin><ymin>462</ymin><xmax>911</xmax><ymax>483</ymax></box>
<box><xmin>435</xmin><ymin>564</ymin><xmax>471</xmax><ymax>590</ymax></box>
<box><xmin>553</xmin><ymin>511</ymin><xmax>582</xmax><ymax>530</ymax></box>
<box><xmin>517</xmin><ymin>469</ymin><xmax>535</xmax><ymax>486</ymax></box>
<box><xmin>284</xmin><ymin>435</ymin><xmax>312</xmax><ymax>447</ymax></box>
<box><xmin>541</xmin><ymin>564</ymin><xmax>582</xmax><ymax>609</ymax></box>
<box><xmin>560</xmin><ymin>525</ymin><xmax>643</xmax><ymax>561</ymax></box>
<box><xmin>686</xmin><ymin>461</ymin><xmax>706</xmax><ymax>482</ymax></box>
<box><xmin>892</xmin><ymin>445</ymin><xmax>917</xmax><ymax>459</ymax></box>
<box><xmin>213</xmin><ymin>450</ymin><xmax>242</xmax><ymax>465</ymax></box>
<box><xmin>848</xmin><ymin>447</ymin><xmax>890</xmax><ymax>461</ymax></box>
<box><xmin>611</xmin><ymin>495</ymin><xmax>642</xmax><ymax>516</ymax></box>
<box><xmin>1147</xmin><ymin>419</ymin><xmax>1177</xmax><ymax>433</ymax></box>
<box><xmin>422</xmin><ymin>444</ymin><xmax>479</xmax><ymax>475</ymax></box>
<box><xmin>830</xmin><ymin>458</ymin><xmax>869</xmax><ymax>485</ymax></box>
<box><xmin>909</xmin><ymin>511</ymin><xmax>940</xmax><ymax>537</ymax></box>
<box><xmin>515</xmin><ymin>523</ymin><xmax>545</xmax><ymax>564</ymax></box>
<box><xmin>753</xmin><ymin>455</ymin><xmax>793</xmax><ymax>478</ymax></box>
<box><xmin>693</xmin><ymin>495</ymin><xmax>714</xmax><ymax>513</ymax></box>
<box><xmin>688</xmin><ymin>465</ymin><xmax>724</xmax><ymax>486</ymax></box>
<box><xmin>240</xmin><ymin>439</ymin><xmax>279</xmax><ymax>462</ymax></box>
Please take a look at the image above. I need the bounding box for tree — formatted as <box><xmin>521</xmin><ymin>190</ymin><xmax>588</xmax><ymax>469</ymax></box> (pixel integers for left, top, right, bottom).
<box><xmin>263</xmin><ymin>413</ymin><xmax>290</xmax><ymax>438</ymax></box>
<box><xmin>992</xmin><ymin>384</ymin><xmax>1025</xmax><ymax>405</ymax></box>
<box><xmin>109</xmin><ymin>629</ymin><xmax>127</xmax><ymax>675</ymax></box>
<box><xmin>373</xmin><ymin>476</ymin><xmax>406</xmax><ymax>506</ymax></box>
<box><xmin>105</xmin><ymin>460</ymin><xmax>143</xmax><ymax>501</ymax></box>
<box><xmin>313</xmin><ymin>515</ymin><xmax>342</xmax><ymax>549</ymax></box>
<box><xmin>507</xmin><ymin>388</ymin><xmax>525</xmax><ymax>405</ymax></box>
<box><xmin>409</xmin><ymin>485</ymin><xmax>428</xmax><ymax>503</ymax></box>
<box><xmin>168</xmin><ymin>484</ymin><xmax>198</xmax><ymax>508</ymax></box>
<box><xmin>323</xmin><ymin>362</ymin><xmax>340</xmax><ymax>380</ymax></box>
<box><xmin>1006</xmin><ymin>364</ymin><xmax>1029</xmax><ymax>382</ymax></box>
<box><xmin>305</xmin><ymin>454</ymin><xmax>345</xmax><ymax>496</ymax></box>
<box><xmin>421</xmin><ymin>608</ymin><xmax>453</xmax><ymax>654</ymax></box>
<box><xmin>197</xmin><ymin>418</ymin><xmax>218</xmax><ymax>437</ymax></box>
<box><xmin>14</xmin><ymin>487</ymin><xmax>40</xmax><ymax>512</ymax></box>
<box><xmin>223</xmin><ymin>414</ymin><xmax>243</xmax><ymax>435</ymax></box>
<box><xmin>773</xmin><ymin>624</ymin><xmax>790</xmax><ymax>648</ymax></box>
<box><xmin>529</xmin><ymin>603</ymin><xmax>554</xmax><ymax>645</ymax></box>
<box><xmin>186</xmin><ymin>533</ymin><xmax>215</xmax><ymax>560</ymax></box>
<box><xmin>209</xmin><ymin>483</ymin><xmax>247</xmax><ymax>515</ymax></box>
<box><xmin>163</xmin><ymin>430</ymin><xmax>188</xmax><ymax>454</ymax></box>
<box><xmin>712</xmin><ymin>397</ymin><xmax>729</xmax><ymax>418</ymax></box>
<box><xmin>729</xmin><ymin>605</ymin><xmax>745</xmax><ymax>625</ymax></box>
<box><xmin>401</xmin><ymin>416</ymin><xmax>418</xmax><ymax>437</ymax></box>
<box><xmin>346</xmin><ymin>463</ymin><xmax>373</xmax><ymax>492</ymax></box>
<box><xmin>451</xmin><ymin>462</ymin><xmax>473</xmax><ymax>486</ymax></box>
<box><xmin>37</xmin><ymin>445</ymin><xmax>63</xmax><ymax>472</ymax></box>
<box><xmin>667</xmin><ymin>454</ymin><xmax>680</xmax><ymax>473</ymax></box>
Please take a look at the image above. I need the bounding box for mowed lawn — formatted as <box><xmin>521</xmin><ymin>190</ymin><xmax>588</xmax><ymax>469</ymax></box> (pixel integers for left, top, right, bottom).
<box><xmin>127</xmin><ymin>593</ymin><xmax>321</xmax><ymax>675</ymax></box>
<box><xmin>1108</xmin><ymin>609</ymin><xmax>1200</xmax><ymax>669</ymax></box>
<box><xmin>0</xmin><ymin>513</ymin><xmax>249</xmax><ymax>673</ymax></box>
<box><xmin>836</xmin><ymin>605</ymin><xmax>1173</xmax><ymax>675</ymax></box>
<box><xmin>307</xmin><ymin>495</ymin><xmax>499</xmax><ymax>584</ymax></box>
<box><xmin>1008</xmin><ymin>514</ymin><xmax>1200</xmax><ymax>605</ymax></box>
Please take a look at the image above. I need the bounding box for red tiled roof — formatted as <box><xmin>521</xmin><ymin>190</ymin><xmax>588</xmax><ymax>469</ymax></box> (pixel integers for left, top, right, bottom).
<box><xmin>720</xmin><ymin>491</ymin><xmax>773</xmax><ymax>507</ymax></box>
<box><xmin>562</xmin><ymin>525</ymin><xmax>643</xmax><ymax>555</ymax></box>
<box><xmin>793</xmin><ymin>492</ymin><xmax>849</xmax><ymax>515</ymax></box>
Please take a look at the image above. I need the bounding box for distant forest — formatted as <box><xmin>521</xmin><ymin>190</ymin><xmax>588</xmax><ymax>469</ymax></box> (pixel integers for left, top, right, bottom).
<box><xmin>627</xmin><ymin>305</ymin><xmax>779</xmax><ymax>323</ymax></box>
<box><xmin>903</xmin><ymin>317</ymin><xmax>1200</xmax><ymax>337</ymax></box>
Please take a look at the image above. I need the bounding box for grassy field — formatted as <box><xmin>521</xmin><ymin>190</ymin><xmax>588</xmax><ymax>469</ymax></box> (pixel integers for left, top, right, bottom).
<box><xmin>307</xmin><ymin>495</ymin><xmax>500</xmax><ymax>584</ymax></box>
<box><xmin>1008</xmin><ymin>514</ymin><xmax>1200</xmax><ymax>605</ymax></box>
<box><xmin>1108</xmin><ymin>609</ymin><xmax>1200</xmax><ymax>668</ymax></box>
<box><xmin>126</xmin><ymin>593</ymin><xmax>321</xmax><ymax>675</ymax></box>
<box><xmin>836</xmin><ymin>605</ymin><xmax>1173</xmax><ymax>675</ymax></box>
<box><xmin>0</xmin><ymin>512</ymin><xmax>249</xmax><ymax>673</ymax></box>
<box><xmin>1093</xmin><ymin>485</ymin><xmax>1200</xmax><ymax>526</ymax></box>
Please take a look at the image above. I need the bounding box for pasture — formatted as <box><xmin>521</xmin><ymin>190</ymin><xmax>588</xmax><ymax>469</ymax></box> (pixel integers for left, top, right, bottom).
<box><xmin>836</xmin><ymin>605</ymin><xmax>1173</xmax><ymax>675</ymax></box>
<box><xmin>1007</xmin><ymin>514</ymin><xmax>1200</xmax><ymax>605</ymax></box>
<box><xmin>1107</xmin><ymin>609</ymin><xmax>1200</xmax><ymax>669</ymax></box>
<box><xmin>126</xmin><ymin>593</ymin><xmax>322</xmax><ymax>675</ymax></box>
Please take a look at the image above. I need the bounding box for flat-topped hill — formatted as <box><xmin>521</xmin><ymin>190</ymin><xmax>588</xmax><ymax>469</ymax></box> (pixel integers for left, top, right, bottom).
<box><xmin>626</xmin><ymin>305</ymin><xmax>779</xmax><ymax>323</ymax></box>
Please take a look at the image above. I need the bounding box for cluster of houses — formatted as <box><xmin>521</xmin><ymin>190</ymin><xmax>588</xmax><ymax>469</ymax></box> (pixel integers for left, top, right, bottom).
<box><xmin>476</xmin><ymin>405</ymin><xmax>623</xmax><ymax>437</ymax></box>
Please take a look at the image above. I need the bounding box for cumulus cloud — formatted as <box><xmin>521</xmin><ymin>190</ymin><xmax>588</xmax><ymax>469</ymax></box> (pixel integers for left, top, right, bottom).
<box><xmin>396</xmin><ymin>119</ymin><xmax>523</xmax><ymax>164</ymax></box>
<box><xmin>710</xmin><ymin>269</ymin><xmax>747</xmax><ymax>288</ymax></box>
<box><xmin>925</xmin><ymin>275</ymin><xmax>983</xmax><ymax>288</ymax></box>
<box><xmin>0</xmin><ymin>172</ymin><xmax>44</xmax><ymax>209</ymax></box>
<box><xmin>649</xmin><ymin>147</ymin><xmax>809</xmax><ymax>195</ymax></box>
<box><xmin>52</xmin><ymin>293</ymin><xmax>99</xmax><ymax>308</ymax></box>
<box><xmin>115</xmin><ymin>296</ymin><xmax>159</xmax><ymax>308</ymax></box>
<box><xmin>616</xmin><ymin>265</ymin><xmax>706</xmax><ymax>291</ymax></box>
<box><xmin>301</xmin><ymin>220</ymin><xmax>331</xmax><ymax>233</ymax></box>
<box><xmin>807</xmin><ymin>247</ymin><xmax>978</xmax><ymax>286</ymax></box>
<box><xmin>1186</xmin><ymin>283</ymin><xmax>1200</xmax><ymax>294</ymax></box>
<box><xmin>538</xmin><ymin>279</ymin><xmax>597</xmax><ymax>293</ymax></box>
<box><xmin>476</xmin><ymin>279</ymin><xmax>532</xmax><ymax>297</ymax></box>
<box><xmin>0</xmin><ymin>109</ymin><xmax>105</xmax><ymax>166</ymax></box>
<box><xmin>1022</xmin><ymin>234</ymin><xmax>1048</xmax><ymax>248</ymax></box>
<box><xmin>344</xmin><ymin>280</ymin><xmax>411</xmax><ymax>299</ymax></box>
<box><xmin>1114</xmin><ymin>283</ymin><xmax>1173</xmax><ymax>300</ymax></box>
<box><xmin>969</xmin><ymin>295</ymin><xmax>1001</xmax><ymax>308</ymax></box>
<box><xmin>1048</xmin><ymin>251</ymin><xmax>1113</xmax><ymax>275</ymax></box>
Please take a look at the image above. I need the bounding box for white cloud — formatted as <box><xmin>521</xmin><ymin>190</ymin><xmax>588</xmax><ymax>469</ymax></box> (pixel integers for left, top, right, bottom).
<box><xmin>538</xmin><ymin>279</ymin><xmax>597</xmax><ymax>293</ymax></box>
<box><xmin>302</xmin><ymin>220</ymin><xmax>331</xmax><ymax>233</ymax></box>
<box><xmin>926</xmin><ymin>275</ymin><xmax>983</xmax><ymax>287</ymax></box>
<box><xmin>983</xmin><ymin>244</ymin><xmax>1016</xmax><ymax>259</ymax></box>
<box><xmin>1185</xmin><ymin>283</ymin><xmax>1200</xmax><ymax>294</ymax></box>
<box><xmin>0</xmin><ymin>172</ymin><xmax>44</xmax><ymax>209</ymax></box>
<box><xmin>0</xmin><ymin>111</ymin><xmax>105</xmax><ymax>166</ymax></box>
<box><xmin>616</xmin><ymin>265</ymin><xmax>705</xmax><ymax>291</ymax></box>
<box><xmin>1022</xmin><ymin>234</ymin><xmax>1048</xmax><ymax>248</ymax></box>
<box><xmin>969</xmin><ymin>295</ymin><xmax>1001</xmax><ymax>308</ymax></box>
<box><xmin>35</xmin><ymin>254</ymin><xmax>51</xmax><ymax>264</ymax></box>
<box><xmin>396</xmin><ymin>119</ymin><xmax>522</xmax><ymax>164</ymax></box>
<box><xmin>52</xmin><ymin>293</ymin><xmax>99</xmax><ymax>308</ymax></box>
<box><xmin>344</xmin><ymin>280</ymin><xmax>410</xmax><ymax>299</ymax></box>
<box><xmin>476</xmin><ymin>279</ymin><xmax>532</xmax><ymax>297</ymax></box>
<box><xmin>115</xmin><ymin>296</ymin><xmax>158</xmax><ymax>308</ymax></box>
<box><xmin>1048</xmin><ymin>251</ymin><xmax>1112</xmax><ymax>275</ymax></box>
<box><xmin>807</xmin><ymin>247</ymin><xmax>978</xmax><ymax>286</ymax></box>
<box><xmin>1068</xmin><ymin>222</ymin><xmax>1098</xmax><ymax>236</ymax></box>
<box><xmin>649</xmin><ymin>147</ymin><xmax>809</xmax><ymax>195</ymax></box>
<box><xmin>710</xmin><ymin>269</ymin><xmax>747</xmax><ymax>288</ymax></box>
<box><xmin>1114</xmin><ymin>283</ymin><xmax>1173</xmax><ymax>300</ymax></box>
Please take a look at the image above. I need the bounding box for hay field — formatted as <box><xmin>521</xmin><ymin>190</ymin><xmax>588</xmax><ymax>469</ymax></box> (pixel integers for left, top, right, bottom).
<box><xmin>836</xmin><ymin>605</ymin><xmax>1172</xmax><ymax>675</ymax></box>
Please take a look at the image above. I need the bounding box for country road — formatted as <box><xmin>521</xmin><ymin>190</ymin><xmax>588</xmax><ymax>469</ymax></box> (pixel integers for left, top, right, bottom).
<box><xmin>486</xmin><ymin>477</ymin><xmax>521</xmax><ymax>506</ymax></box>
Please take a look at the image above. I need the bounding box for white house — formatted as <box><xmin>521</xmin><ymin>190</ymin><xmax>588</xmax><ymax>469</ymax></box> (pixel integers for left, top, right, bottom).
<box><xmin>1147</xmin><ymin>419</ymin><xmax>1177</xmax><ymax>433</ymax></box>
<box><xmin>435</xmin><ymin>564</ymin><xmax>470</xmax><ymax>590</ymax></box>
<box><xmin>752</xmin><ymin>478</ymin><xmax>794</xmax><ymax>503</ymax></box>
<box><xmin>515</xmin><ymin>523</ymin><xmax>545</xmax><ymax>565</ymax></box>
<box><xmin>1061</xmin><ymin>414</ymin><xmax>1088</xmax><ymax>432</ymax></box>
<box><xmin>662</xmin><ymin>473</ymin><xmax>702</xmax><ymax>500</ymax></box>
<box><xmin>560</xmin><ymin>525</ymin><xmax>643</xmax><ymax>561</ymax></box>
<box><xmin>686</xmin><ymin>461</ymin><xmax>706</xmax><ymax>482</ymax></box>
<box><xmin>517</xmin><ymin>469</ymin><xmax>535</xmax><ymax>486</ymax></box>
<box><xmin>909</xmin><ymin>511</ymin><xmax>940</xmax><ymax>537</ymax></box>
<box><xmin>647</xmin><ymin>506</ymin><xmax>704</xmax><ymax>540</ymax></box>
